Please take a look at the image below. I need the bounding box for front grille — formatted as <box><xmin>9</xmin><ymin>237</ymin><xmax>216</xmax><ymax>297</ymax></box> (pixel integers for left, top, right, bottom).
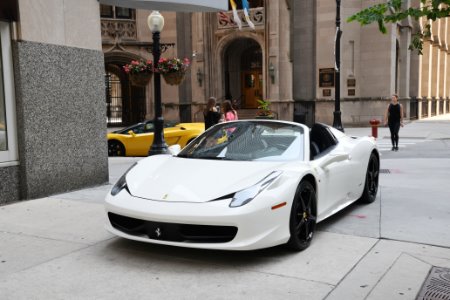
<box><xmin>108</xmin><ymin>213</ymin><xmax>238</xmax><ymax>243</ymax></box>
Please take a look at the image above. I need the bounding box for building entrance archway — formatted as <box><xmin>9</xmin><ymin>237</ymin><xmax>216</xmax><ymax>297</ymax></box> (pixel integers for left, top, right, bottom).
<box><xmin>223</xmin><ymin>38</ymin><xmax>263</xmax><ymax>109</ymax></box>
<box><xmin>104</xmin><ymin>52</ymin><xmax>147</xmax><ymax>126</ymax></box>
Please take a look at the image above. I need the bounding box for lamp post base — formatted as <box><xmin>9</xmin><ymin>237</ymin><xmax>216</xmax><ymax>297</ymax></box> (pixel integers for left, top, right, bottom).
<box><xmin>148</xmin><ymin>144</ymin><xmax>169</xmax><ymax>156</ymax></box>
<box><xmin>148</xmin><ymin>116</ymin><xmax>168</xmax><ymax>156</ymax></box>
<box><xmin>333</xmin><ymin>111</ymin><xmax>344</xmax><ymax>132</ymax></box>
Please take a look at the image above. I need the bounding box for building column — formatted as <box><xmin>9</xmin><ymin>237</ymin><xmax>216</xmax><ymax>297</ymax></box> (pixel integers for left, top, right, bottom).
<box><xmin>399</xmin><ymin>25</ymin><xmax>411</xmax><ymax>119</ymax></box>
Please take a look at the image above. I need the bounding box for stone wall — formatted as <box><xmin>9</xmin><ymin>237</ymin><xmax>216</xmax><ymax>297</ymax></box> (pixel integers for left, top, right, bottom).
<box><xmin>0</xmin><ymin>166</ymin><xmax>20</xmax><ymax>204</ymax></box>
<box><xmin>13</xmin><ymin>41</ymin><xmax>109</xmax><ymax>199</ymax></box>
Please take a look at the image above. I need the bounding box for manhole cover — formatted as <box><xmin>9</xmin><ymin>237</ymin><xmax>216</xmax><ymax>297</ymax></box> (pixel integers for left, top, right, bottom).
<box><xmin>379</xmin><ymin>169</ymin><xmax>390</xmax><ymax>174</ymax></box>
<box><xmin>417</xmin><ymin>267</ymin><xmax>450</xmax><ymax>300</ymax></box>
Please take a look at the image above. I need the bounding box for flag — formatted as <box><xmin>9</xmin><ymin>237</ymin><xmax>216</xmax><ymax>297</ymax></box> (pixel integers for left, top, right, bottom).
<box><xmin>242</xmin><ymin>0</ymin><xmax>255</xmax><ymax>29</ymax></box>
<box><xmin>230</xmin><ymin>0</ymin><xmax>242</xmax><ymax>30</ymax></box>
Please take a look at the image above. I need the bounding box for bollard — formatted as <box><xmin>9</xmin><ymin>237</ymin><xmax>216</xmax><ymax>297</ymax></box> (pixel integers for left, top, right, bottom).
<box><xmin>369</xmin><ymin>119</ymin><xmax>381</xmax><ymax>138</ymax></box>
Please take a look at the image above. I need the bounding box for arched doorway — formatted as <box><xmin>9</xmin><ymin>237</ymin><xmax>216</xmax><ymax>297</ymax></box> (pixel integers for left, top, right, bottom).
<box><xmin>104</xmin><ymin>52</ymin><xmax>147</xmax><ymax>126</ymax></box>
<box><xmin>223</xmin><ymin>38</ymin><xmax>263</xmax><ymax>109</ymax></box>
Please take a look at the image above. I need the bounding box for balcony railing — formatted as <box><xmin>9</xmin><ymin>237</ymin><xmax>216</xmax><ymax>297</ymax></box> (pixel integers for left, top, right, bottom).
<box><xmin>101</xmin><ymin>19</ymin><xmax>137</xmax><ymax>41</ymax></box>
<box><xmin>217</xmin><ymin>7</ymin><xmax>265</xmax><ymax>30</ymax></box>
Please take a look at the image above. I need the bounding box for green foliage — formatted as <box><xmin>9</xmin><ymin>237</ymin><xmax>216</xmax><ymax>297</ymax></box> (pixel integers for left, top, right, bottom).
<box><xmin>257</xmin><ymin>99</ymin><xmax>273</xmax><ymax>116</ymax></box>
<box><xmin>348</xmin><ymin>0</ymin><xmax>450</xmax><ymax>54</ymax></box>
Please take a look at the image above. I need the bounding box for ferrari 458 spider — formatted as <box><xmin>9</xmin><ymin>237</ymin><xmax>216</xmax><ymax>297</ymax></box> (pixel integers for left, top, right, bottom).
<box><xmin>105</xmin><ymin>120</ymin><xmax>379</xmax><ymax>251</ymax></box>
<box><xmin>107</xmin><ymin>121</ymin><xmax>204</xmax><ymax>157</ymax></box>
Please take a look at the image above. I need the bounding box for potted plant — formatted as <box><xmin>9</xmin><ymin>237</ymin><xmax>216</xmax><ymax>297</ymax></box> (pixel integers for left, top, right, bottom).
<box><xmin>255</xmin><ymin>99</ymin><xmax>274</xmax><ymax>119</ymax></box>
<box><xmin>123</xmin><ymin>59</ymin><xmax>153</xmax><ymax>86</ymax></box>
<box><xmin>157</xmin><ymin>57</ymin><xmax>190</xmax><ymax>85</ymax></box>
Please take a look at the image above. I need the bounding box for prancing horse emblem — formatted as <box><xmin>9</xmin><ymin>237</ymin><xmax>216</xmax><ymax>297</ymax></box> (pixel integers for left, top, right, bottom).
<box><xmin>162</xmin><ymin>194</ymin><xmax>169</xmax><ymax>200</ymax></box>
<box><xmin>155</xmin><ymin>227</ymin><xmax>162</xmax><ymax>238</ymax></box>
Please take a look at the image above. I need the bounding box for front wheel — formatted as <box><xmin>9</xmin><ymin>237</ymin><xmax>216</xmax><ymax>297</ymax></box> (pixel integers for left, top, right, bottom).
<box><xmin>108</xmin><ymin>140</ymin><xmax>125</xmax><ymax>157</ymax></box>
<box><xmin>359</xmin><ymin>152</ymin><xmax>379</xmax><ymax>204</ymax></box>
<box><xmin>286</xmin><ymin>180</ymin><xmax>317</xmax><ymax>251</ymax></box>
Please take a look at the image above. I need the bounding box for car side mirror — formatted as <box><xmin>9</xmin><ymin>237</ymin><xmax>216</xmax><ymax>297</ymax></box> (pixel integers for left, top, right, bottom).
<box><xmin>128</xmin><ymin>130</ymin><xmax>137</xmax><ymax>137</ymax></box>
<box><xmin>319</xmin><ymin>153</ymin><xmax>349</xmax><ymax>170</ymax></box>
<box><xmin>168</xmin><ymin>144</ymin><xmax>181</xmax><ymax>156</ymax></box>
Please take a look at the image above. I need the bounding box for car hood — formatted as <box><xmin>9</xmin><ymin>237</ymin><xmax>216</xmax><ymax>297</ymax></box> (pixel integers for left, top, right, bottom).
<box><xmin>126</xmin><ymin>155</ymin><xmax>287</xmax><ymax>203</ymax></box>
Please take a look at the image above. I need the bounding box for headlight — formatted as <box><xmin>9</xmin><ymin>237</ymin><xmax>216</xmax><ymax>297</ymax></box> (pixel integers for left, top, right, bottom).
<box><xmin>110</xmin><ymin>162</ymin><xmax>137</xmax><ymax>196</ymax></box>
<box><xmin>229</xmin><ymin>171</ymin><xmax>282</xmax><ymax>208</ymax></box>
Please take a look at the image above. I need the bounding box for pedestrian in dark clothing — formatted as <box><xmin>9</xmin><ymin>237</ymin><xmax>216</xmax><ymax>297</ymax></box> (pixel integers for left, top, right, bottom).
<box><xmin>384</xmin><ymin>94</ymin><xmax>404</xmax><ymax>151</ymax></box>
<box><xmin>203</xmin><ymin>97</ymin><xmax>221</xmax><ymax>130</ymax></box>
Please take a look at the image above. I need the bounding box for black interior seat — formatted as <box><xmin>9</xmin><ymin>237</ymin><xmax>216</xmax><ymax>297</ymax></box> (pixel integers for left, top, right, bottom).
<box><xmin>309</xmin><ymin>123</ymin><xmax>338</xmax><ymax>160</ymax></box>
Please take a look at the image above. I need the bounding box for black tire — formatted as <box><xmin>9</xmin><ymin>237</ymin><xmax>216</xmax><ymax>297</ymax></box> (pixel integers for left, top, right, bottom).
<box><xmin>286</xmin><ymin>180</ymin><xmax>317</xmax><ymax>251</ymax></box>
<box><xmin>108</xmin><ymin>140</ymin><xmax>126</xmax><ymax>156</ymax></box>
<box><xmin>359</xmin><ymin>152</ymin><xmax>379</xmax><ymax>204</ymax></box>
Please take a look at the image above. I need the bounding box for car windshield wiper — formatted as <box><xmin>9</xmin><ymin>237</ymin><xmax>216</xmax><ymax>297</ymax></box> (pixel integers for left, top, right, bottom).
<box><xmin>193</xmin><ymin>156</ymin><xmax>232</xmax><ymax>160</ymax></box>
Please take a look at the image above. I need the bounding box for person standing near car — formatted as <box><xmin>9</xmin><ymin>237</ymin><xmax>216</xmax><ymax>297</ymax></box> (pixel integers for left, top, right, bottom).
<box><xmin>222</xmin><ymin>100</ymin><xmax>238</xmax><ymax>122</ymax></box>
<box><xmin>203</xmin><ymin>97</ymin><xmax>221</xmax><ymax>130</ymax></box>
<box><xmin>384</xmin><ymin>94</ymin><xmax>404</xmax><ymax>151</ymax></box>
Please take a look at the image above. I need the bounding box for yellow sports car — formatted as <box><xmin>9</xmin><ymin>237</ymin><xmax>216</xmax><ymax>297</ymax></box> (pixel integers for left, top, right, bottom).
<box><xmin>107</xmin><ymin>121</ymin><xmax>205</xmax><ymax>156</ymax></box>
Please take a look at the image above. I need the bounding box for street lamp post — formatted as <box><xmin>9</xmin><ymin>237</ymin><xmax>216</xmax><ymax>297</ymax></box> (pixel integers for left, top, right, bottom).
<box><xmin>148</xmin><ymin>11</ymin><xmax>169</xmax><ymax>155</ymax></box>
<box><xmin>333</xmin><ymin>0</ymin><xmax>344</xmax><ymax>132</ymax></box>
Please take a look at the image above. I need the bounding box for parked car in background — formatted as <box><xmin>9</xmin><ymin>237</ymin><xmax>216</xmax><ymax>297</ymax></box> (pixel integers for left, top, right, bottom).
<box><xmin>107</xmin><ymin>121</ymin><xmax>204</xmax><ymax>156</ymax></box>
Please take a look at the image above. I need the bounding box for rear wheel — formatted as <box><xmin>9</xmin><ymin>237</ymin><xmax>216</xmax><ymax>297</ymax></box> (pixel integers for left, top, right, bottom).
<box><xmin>359</xmin><ymin>152</ymin><xmax>379</xmax><ymax>203</ymax></box>
<box><xmin>286</xmin><ymin>180</ymin><xmax>317</xmax><ymax>251</ymax></box>
<box><xmin>108</xmin><ymin>140</ymin><xmax>125</xmax><ymax>156</ymax></box>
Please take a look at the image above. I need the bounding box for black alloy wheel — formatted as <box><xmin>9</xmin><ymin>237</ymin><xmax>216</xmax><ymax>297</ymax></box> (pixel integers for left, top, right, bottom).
<box><xmin>359</xmin><ymin>152</ymin><xmax>379</xmax><ymax>203</ymax></box>
<box><xmin>287</xmin><ymin>180</ymin><xmax>317</xmax><ymax>251</ymax></box>
<box><xmin>108</xmin><ymin>141</ymin><xmax>125</xmax><ymax>156</ymax></box>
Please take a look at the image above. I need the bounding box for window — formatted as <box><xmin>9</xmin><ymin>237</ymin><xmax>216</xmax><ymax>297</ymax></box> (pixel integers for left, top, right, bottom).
<box><xmin>100</xmin><ymin>5</ymin><xmax>134</xmax><ymax>20</ymax></box>
<box><xmin>100</xmin><ymin>5</ymin><xmax>113</xmax><ymax>18</ymax></box>
<box><xmin>0</xmin><ymin>21</ymin><xmax>18</xmax><ymax>164</ymax></box>
<box><xmin>0</xmin><ymin>37</ymin><xmax>6</xmax><ymax>151</ymax></box>
<box><xmin>115</xmin><ymin>7</ymin><xmax>133</xmax><ymax>19</ymax></box>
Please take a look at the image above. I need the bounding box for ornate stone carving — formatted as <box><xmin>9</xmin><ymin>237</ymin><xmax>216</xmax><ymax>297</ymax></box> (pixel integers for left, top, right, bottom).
<box><xmin>217</xmin><ymin>8</ymin><xmax>265</xmax><ymax>30</ymax></box>
<box><xmin>101</xmin><ymin>19</ymin><xmax>137</xmax><ymax>41</ymax></box>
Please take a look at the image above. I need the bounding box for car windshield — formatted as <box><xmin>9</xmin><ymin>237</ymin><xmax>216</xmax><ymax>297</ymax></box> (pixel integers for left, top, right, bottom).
<box><xmin>178</xmin><ymin>121</ymin><xmax>304</xmax><ymax>161</ymax></box>
<box><xmin>114</xmin><ymin>120</ymin><xmax>178</xmax><ymax>134</ymax></box>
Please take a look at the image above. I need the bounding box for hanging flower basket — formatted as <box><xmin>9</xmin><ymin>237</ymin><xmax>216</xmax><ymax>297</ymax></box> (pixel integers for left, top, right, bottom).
<box><xmin>162</xmin><ymin>71</ymin><xmax>186</xmax><ymax>86</ymax></box>
<box><xmin>157</xmin><ymin>57</ymin><xmax>190</xmax><ymax>86</ymax></box>
<box><xmin>123</xmin><ymin>59</ymin><xmax>153</xmax><ymax>86</ymax></box>
<box><xmin>129</xmin><ymin>72</ymin><xmax>153</xmax><ymax>86</ymax></box>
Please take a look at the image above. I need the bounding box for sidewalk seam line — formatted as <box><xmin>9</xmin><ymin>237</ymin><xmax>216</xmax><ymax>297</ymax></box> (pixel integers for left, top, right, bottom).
<box><xmin>323</xmin><ymin>239</ymin><xmax>381</xmax><ymax>300</ymax></box>
<box><xmin>363</xmin><ymin>252</ymin><xmax>403</xmax><ymax>300</ymax></box>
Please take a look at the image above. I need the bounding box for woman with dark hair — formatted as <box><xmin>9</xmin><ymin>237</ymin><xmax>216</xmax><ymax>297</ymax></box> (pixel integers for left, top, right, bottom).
<box><xmin>222</xmin><ymin>100</ymin><xmax>238</xmax><ymax>122</ymax></box>
<box><xmin>384</xmin><ymin>94</ymin><xmax>404</xmax><ymax>151</ymax></box>
<box><xmin>203</xmin><ymin>97</ymin><xmax>221</xmax><ymax>130</ymax></box>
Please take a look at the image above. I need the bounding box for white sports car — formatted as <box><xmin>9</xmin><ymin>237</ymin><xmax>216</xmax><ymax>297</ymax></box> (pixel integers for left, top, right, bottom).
<box><xmin>105</xmin><ymin>120</ymin><xmax>379</xmax><ymax>251</ymax></box>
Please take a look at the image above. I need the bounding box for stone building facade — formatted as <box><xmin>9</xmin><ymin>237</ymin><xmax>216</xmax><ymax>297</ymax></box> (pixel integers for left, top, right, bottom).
<box><xmin>0</xmin><ymin>0</ymin><xmax>108</xmax><ymax>204</ymax></box>
<box><xmin>103</xmin><ymin>0</ymin><xmax>450</xmax><ymax>128</ymax></box>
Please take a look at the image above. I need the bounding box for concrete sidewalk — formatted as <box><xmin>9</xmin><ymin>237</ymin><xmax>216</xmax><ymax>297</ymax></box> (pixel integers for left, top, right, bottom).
<box><xmin>1</xmin><ymin>115</ymin><xmax>450</xmax><ymax>299</ymax></box>
<box><xmin>345</xmin><ymin>113</ymin><xmax>450</xmax><ymax>140</ymax></box>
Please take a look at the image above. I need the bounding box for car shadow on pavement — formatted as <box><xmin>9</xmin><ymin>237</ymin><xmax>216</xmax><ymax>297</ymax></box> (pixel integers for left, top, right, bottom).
<box><xmin>104</xmin><ymin>237</ymin><xmax>297</xmax><ymax>266</ymax></box>
<box><xmin>316</xmin><ymin>193</ymin><xmax>382</xmax><ymax>239</ymax></box>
